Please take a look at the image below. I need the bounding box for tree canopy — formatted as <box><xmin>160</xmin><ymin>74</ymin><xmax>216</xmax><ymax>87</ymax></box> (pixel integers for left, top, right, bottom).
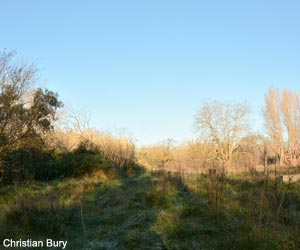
<box><xmin>195</xmin><ymin>101</ymin><xmax>250</xmax><ymax>168</ymax></box>
<box><xmin>0</xmin><ymin>50</ymin><xmax>63</xmax><ymax>182</ymax></box>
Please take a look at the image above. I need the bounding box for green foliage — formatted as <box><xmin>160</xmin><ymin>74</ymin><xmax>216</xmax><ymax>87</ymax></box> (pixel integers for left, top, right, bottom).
<box><xmin>0</xmin><ymin>51</ymin><xmax>63</xmax><ymax>184</ymax></box>
<box><xmin>1</xmin><ymin>168</ymin><xmax>300</xmax><ymax>249</ymax></box>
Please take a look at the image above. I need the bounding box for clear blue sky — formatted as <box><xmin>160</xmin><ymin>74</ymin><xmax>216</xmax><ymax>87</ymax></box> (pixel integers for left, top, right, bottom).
<box><xmin>1</xmin><ymin>1</ymin><xmax>300</xmax><ymax>145</ymax></box>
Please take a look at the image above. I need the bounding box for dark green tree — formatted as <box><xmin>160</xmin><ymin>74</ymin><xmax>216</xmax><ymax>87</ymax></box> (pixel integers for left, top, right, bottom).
<box><xmin>0</xmin><ymin>50</ymin><xmax>63</xmax><ymax>182</ymax></box>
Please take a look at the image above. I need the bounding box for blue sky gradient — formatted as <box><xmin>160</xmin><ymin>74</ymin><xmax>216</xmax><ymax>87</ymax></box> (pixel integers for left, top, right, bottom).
<box><xmin>1</xmin><ymin>1</ymin><xmax>300</xmax><ymax>145</ymax></box>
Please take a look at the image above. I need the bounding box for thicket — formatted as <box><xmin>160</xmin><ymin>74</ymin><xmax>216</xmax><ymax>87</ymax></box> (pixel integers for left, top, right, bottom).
<box><xmin>0</xmin><ymin>130</ymin><xmax>137</xmax><ymax>184</ymax></box>
<box><xmin>0</xmin><ymin>51</ymin><xmax>136</xmax><ymax>184</ymax></box>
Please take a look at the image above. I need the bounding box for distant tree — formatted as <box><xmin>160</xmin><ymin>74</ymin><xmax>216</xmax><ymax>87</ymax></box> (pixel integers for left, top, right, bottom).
<box><xmin>280</xmin><ymin>90</ymin><xmax>300</xmax><ymax>165</ymax></box>
<box><xmin>195</xmin><ymin>101</ymin><xmax>250</xmax><ymax>169</ymax></box>
<box><xmin>236</xmin><ymin>134</ymin><xmax>264</xmax><ymax>170</ymax></box>
<box><xmin>138</xmin><ymin>140</ymin><xmax>174</xmax><ymax>170</ymax></box>
<box><xmin>173</xmin><ymin>140</ymin><xmax>215</xmax><ymax>171</ymax></box>
<box><xmin>263</xmin><ymin>88</ymin><xmax>285</xmax><ymax>165</ymax></box>
<box><xmin>263</xmin><ymin>88</ymin><xmax>300</xmax><ymax>166</ymax></box>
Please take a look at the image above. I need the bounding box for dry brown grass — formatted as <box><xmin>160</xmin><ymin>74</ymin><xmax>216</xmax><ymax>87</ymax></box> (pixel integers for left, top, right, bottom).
<box><xmin>48</xmin><ymin>129</ymin><xmax>136</xmax><ymax>169</ymax></box>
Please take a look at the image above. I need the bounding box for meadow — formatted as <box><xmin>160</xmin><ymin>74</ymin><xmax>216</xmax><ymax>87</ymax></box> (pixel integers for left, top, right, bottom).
<box><xmin>1</xmin><ymin>157</ymin><xmax>300</xmax><ymax>250</ymax></box>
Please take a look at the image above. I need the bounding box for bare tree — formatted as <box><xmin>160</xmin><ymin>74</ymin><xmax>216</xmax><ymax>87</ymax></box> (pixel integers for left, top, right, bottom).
<box><xmin>263</xmin><ymin>88</ymin><xmax>300</xmax><ymax>166</ymax></box>
<box><xmin>138</xmin><ymin>140</ymin><xmax>174</xmax><ymax>171</ymax></box>
<box><xmin>263</xmin><ymin>88</ymin><xmax>285</xmax><ymax>165</ymax></box>
<box><xmin>280</xmin><ymin>90</ymin><xmax>300</xmax><ymax>165</ymax></box>
<box><xmin>195</xmin><ymin>100</ymin><xmax>250</xmax><ymax>169</ymax></box>
<box><xmin>238</xmin><ymin>134</ymin><xmax>264</xmax><ymax>172</ymax></box>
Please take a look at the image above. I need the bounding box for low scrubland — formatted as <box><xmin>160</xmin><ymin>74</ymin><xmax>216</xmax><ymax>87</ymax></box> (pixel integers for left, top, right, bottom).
<box><xmin>1</xmin><ymin>141</ymin><xmax>300</xmax><ymax>250</ymax></box>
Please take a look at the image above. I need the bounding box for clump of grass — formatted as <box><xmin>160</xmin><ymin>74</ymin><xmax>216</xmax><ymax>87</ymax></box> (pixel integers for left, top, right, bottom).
<box><xmin>1</xmin><ymin>192</ymin><xmax>78</xmax><ymax>239</ymax></box>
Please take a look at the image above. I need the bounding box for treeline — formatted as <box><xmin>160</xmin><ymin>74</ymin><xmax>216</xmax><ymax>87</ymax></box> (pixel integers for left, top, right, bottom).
<box><xmin>1</xmin><ymin>50</ymin><xmax>300</xmax><ymax>184</ymax></box>
<box><xmin>139</xmin><ymin>89</ymin><xmax>300</xmax><ymax>173</ymax></box>
<box><xmin>138</xmin><ymin>136</ymin><xmax>263</xmax><ymax>173</ymax></box>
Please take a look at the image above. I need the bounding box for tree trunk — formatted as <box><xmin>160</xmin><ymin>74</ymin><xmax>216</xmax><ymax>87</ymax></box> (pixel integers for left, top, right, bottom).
<box><xmin>279</xmin><ymin>147</ymin><xmax>285</xmax><ymax>166</ymax></box>
<box><xmin>264</xmin><ymin>144</ymin><xmax>268</xmax><ymax>175</ymax></box>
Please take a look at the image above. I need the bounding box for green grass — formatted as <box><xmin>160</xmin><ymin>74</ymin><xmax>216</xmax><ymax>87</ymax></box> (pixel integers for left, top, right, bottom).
<box><xmin>1</xmin><ymin>166</ymin><xmax>300</xmax><ymax>250</ymax></box>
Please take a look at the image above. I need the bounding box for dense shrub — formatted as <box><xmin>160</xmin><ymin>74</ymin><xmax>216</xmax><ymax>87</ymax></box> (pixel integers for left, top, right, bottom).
<box><xmin>0</xmin><ymin>133</ymin><xmax>137</xmax><ymax>184</ymax></box>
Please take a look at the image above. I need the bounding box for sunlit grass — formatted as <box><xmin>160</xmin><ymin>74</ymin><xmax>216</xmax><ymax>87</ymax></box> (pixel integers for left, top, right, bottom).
<box><xmin>1</xmin><ymin>165</ymin><xmax>300</xmax><ymax>249</ymax></box>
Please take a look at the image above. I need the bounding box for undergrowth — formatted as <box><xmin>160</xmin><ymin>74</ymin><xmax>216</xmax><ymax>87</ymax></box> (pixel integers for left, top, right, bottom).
<box><xmin>1</xmin><ymin>166</ymin><xmax>300</xmax><ymax>250</ymax></box>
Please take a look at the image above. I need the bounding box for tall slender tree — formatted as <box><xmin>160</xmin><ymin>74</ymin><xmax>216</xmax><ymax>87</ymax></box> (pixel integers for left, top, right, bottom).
<box><xmin>263</xmin><ymin>88</ymin><xmax>285</xmax><ymax>165</ymax></box>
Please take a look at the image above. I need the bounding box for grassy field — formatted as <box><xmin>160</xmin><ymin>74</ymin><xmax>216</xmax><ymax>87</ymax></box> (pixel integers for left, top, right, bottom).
<box><xmin>1</xmin><ymin>165</ymin><xmax>300</xmax><ymax>250</ymax></box>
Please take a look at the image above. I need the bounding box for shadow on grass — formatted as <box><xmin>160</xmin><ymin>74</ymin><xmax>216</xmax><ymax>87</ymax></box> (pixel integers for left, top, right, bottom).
<box><xmin>157</xmin><ymin>172</ymin><xmax>300</xmax><ymax>250</ymax></box>
<box><xmin>0</xmin><ymin>164</ymin><xmax>166</xmax><ymax>250</ymax></box>
<box><xmin>1</xmin><ymin>165</ymin><xmax>300</xmax><ymax>250</ymax></box>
